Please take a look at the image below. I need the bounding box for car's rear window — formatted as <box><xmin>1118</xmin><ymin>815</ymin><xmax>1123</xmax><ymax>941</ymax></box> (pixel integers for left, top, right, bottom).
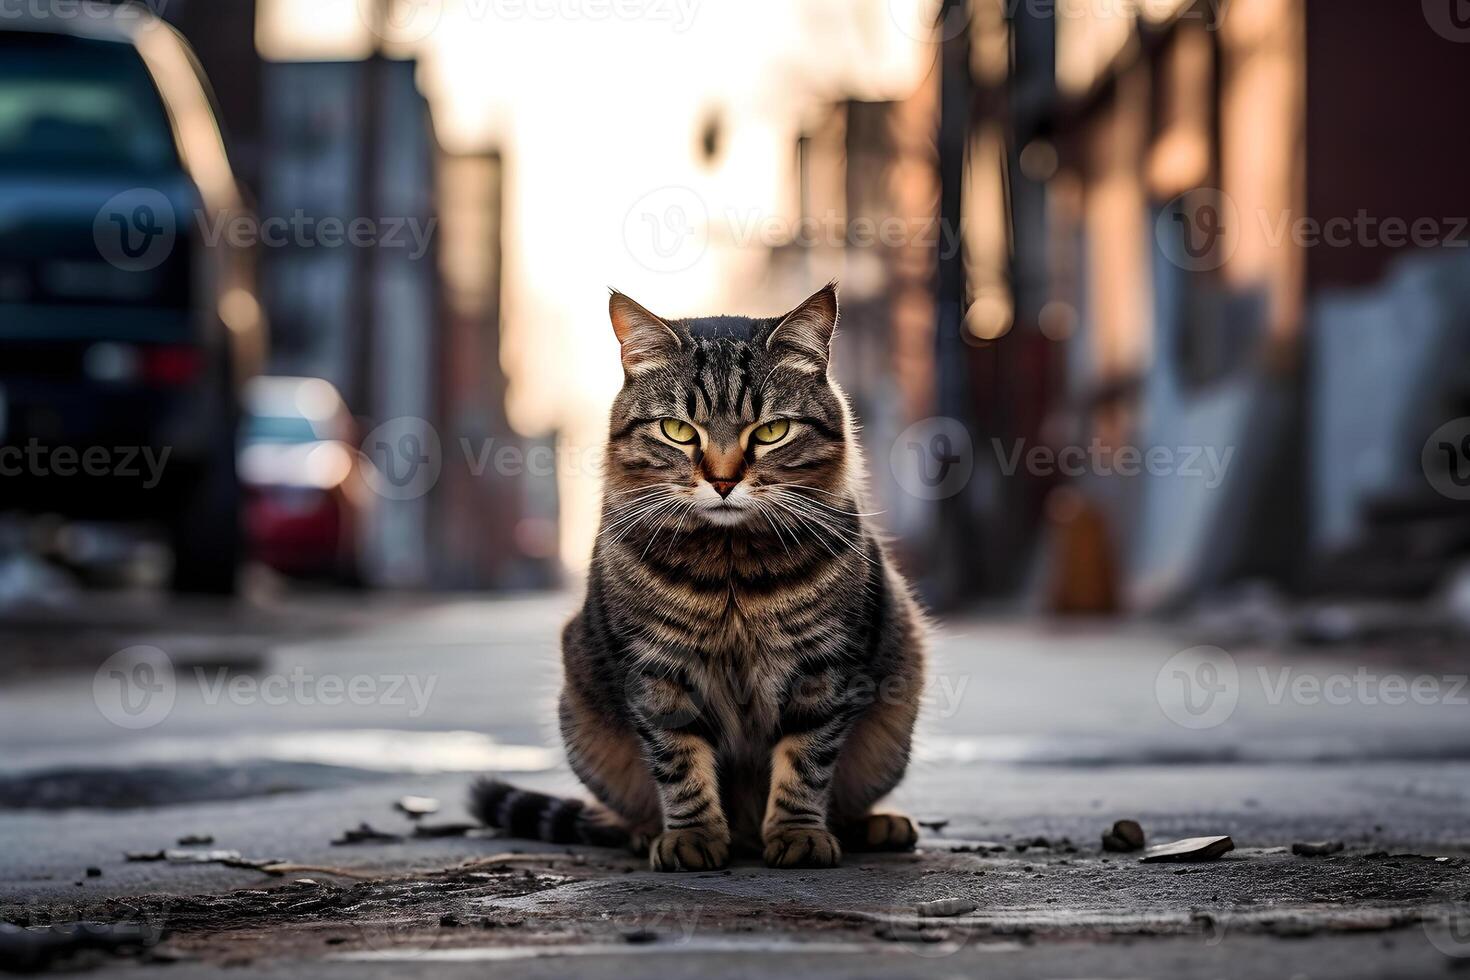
<box><xmin>0</xmin><ymin>31</ymin><xmax>178</xmax><ymax>174</ymax></box>
<box><xmin>245</xmin><ymin>415</ymin><xmax>323</xmax><ymax>445</ymax></box>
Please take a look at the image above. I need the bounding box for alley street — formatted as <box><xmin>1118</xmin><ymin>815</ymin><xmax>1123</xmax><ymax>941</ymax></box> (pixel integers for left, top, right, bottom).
<box><xmin>1</xmin><ymin>590</ymin><xmax>1468</xmax><ymax>976</ymax></box>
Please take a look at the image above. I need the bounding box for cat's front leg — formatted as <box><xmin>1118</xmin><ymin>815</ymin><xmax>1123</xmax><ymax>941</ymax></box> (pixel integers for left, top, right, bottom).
<box><xmin>630</xmin><ymin>666</ymin><xmax>730</xmax><ymax>872</ymax></box>
<box><xmin>762</xmin><ymin>671</ymin><xmax>857</xmax><ymax>869</ymax></box>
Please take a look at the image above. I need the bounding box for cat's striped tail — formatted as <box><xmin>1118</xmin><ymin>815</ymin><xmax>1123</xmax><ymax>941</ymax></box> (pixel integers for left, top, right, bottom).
<box><xmin>468</xmin><ymin>778</ymin><xmax>629</xmax><ymax>847</ymax></box>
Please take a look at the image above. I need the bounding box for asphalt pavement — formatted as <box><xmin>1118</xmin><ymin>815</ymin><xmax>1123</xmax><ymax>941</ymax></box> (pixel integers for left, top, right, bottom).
<box><xmin>1</xmin><ymin>589</ymin><xmax>1468</xmax><ymax>976</ymax></box>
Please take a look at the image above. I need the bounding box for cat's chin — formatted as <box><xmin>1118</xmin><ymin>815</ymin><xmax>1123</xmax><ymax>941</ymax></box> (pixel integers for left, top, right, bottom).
<box><xmin>697</xmin><ymin>505</ymin><xmax>753</xmax><ymax>527</ymax></box>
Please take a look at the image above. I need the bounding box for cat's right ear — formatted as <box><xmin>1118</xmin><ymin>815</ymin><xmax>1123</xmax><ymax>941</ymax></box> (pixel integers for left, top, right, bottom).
<box><xmin>609</xmin><ymin>291</ymin><xmax>682</xmax><ymax>376</ymax></box>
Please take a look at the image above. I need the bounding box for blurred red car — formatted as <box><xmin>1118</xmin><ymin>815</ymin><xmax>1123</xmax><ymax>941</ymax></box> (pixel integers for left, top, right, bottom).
<box><xmin>240</xmin><ymin>377</ymin><xmax>370</xmax><ymax>583</ymax></box>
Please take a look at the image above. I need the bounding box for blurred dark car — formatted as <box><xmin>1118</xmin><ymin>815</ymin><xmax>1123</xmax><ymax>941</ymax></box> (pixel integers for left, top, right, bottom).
<box><xmin>0</xmin><ymin>5</ymin><xmax>264</xmax><ymax>593</ymax></box>
<box><xmin>240</xmin><ymin>377</ymin><xmax>369</xmax><ymax>585</ymax></box>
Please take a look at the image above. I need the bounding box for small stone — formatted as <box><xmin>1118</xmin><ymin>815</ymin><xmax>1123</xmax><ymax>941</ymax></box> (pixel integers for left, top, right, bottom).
<box><xmin>439</xmin><ymin>913</ymin><xmax>462</xmax><ymax>928</ymax></box>
<box><xmin>85</xmin><ymin>867</ymin><xmax>102</xmax><ymax>878</ymax></box>
<box><xmin>1292</xmin><ymin>841</ymin><xmax>1344</xmax><ymax>857</ymax></box>
<box><xmin>622</xmin><ymin>929</ymin><xmax>658</xmax><ymax>944</ymax></box>
<box><xmin>917</xmin><ymin>819</ymin><xmax>949</xmax><ymax>832</ymax></box>
<box><xmin>1141</xmin><ymin>836</ymin><xmax>1234</xmax><ymax>863</ymax></box>
<box><xmin>395</xmin><ymin>796</ymin><xmax>441</xmax><ymax>819</ymax></box>
<box><xmin>331</xmin><ymin>823</ymin><xmax>403</xmax><ymax>846</ymax></box>
<box><xmin>177</xmin><ymin>834</ymin><xmax>215</xmax><ymax>846</ymax></box>
<box><xmin>1102</xmin><ymin>820</ymin><xmax>1145</xmax><ymax>852</ymax></box>
<box><xmin>124</xmin><ymin>851</ymin><xmax>166</xmax><ymax>862</ymax></box>
<box><xmin>916</xmin><ymin>898</ymin><xmax>977</xmax><ymax>917</ymax></box>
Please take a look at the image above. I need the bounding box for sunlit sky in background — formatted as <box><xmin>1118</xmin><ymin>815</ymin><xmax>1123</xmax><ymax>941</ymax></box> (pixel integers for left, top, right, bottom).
<box><xmin>257</xmin><ymin>0</ymin><xmax>936</xmax><ymax>565</ymax></box>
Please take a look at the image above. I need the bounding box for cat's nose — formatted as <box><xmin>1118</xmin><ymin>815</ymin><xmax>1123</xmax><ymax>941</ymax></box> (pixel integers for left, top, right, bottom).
<box><xmin>709</xmin><ymin>479</ymin><xmax>739</xmax><ymax>498</ymax></box>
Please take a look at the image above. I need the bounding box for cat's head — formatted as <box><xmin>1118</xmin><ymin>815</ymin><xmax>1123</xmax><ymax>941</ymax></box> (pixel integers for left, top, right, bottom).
<box><xmin>603</xmin><ymin>283</ymin><xmax>853</xmax><ymax>529</ymax></box>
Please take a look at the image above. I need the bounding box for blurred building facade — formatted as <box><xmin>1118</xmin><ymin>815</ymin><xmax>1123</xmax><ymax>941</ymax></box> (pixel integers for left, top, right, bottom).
<box><xmin>152</xmin><ymin>0</ymin><xmax>553</xmax><ymax>589</ymax></box>
<box><xmin>764</xmin><ymin>88</ymin><xmax>943</xmax><ymax>589</ymax></box>
<box><xmin>943</xmin><ymin>0</ymin><xmax>1470</xmax><ymax>610</ymax></box>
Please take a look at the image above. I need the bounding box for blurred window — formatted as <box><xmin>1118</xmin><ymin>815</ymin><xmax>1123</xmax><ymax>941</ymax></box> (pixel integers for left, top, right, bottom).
<box><xmin>245</xmin><ymin>415</ymin><xmax>320</xmax><ymax>445</ymax></box>
<box><xmin>0</xmin><ymin>32</ymin><xmax>178</xmax><ymax>174</ymax></box>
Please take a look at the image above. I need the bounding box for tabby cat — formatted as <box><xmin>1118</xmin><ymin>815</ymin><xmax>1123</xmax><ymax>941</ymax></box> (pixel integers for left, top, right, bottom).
<box><xmin>471</xmin><ymin>283</ymin><xmax>927</xmax><ymax>871</ymax></box>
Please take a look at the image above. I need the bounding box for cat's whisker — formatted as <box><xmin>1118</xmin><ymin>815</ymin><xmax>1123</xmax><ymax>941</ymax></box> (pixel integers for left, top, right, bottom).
<box><xmin>761</xmin><ymin>493</ymin><xmax>873</xmax><ymax>566</ymax></box>
<box><xmin>763</xmin><ymin>483</ymin><xmax>885</xmax><ymax>518</ymax></box>
<box><xmin>749</xmin><ymin>497</ymin><xmax>794</xmax><ymax>558</ymax></box>
<box><xmin>604</xmin><ymin>492</ymin><xmax>684</xmax><ymax>545</ymax></box>
<box><xmin>759</xmin><ymin>494</ymin><xmax>847</xmax><ymax>563</ymax></box>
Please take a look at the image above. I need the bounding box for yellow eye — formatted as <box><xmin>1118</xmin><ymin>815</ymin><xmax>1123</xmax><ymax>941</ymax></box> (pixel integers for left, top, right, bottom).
<box><xmin>751</xmin><ymin>419</ymin><xmax>790</xmax><ymax>445</ymax></box>
<box><xmin>660</xmin><ymin>418</ymin><xmax>697</xmax><ymax>444</ymax></box>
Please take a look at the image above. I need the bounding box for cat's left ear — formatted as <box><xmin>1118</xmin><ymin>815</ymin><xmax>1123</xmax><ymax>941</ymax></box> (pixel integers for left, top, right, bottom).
<box><xmin>609</xmin><ymin>290</ymin><xmax>682</xmax><ymax>376</ymax></box>
<box><xmin>765</xmin><ymin>282</ymin><xmax>838</xmax><ymax>374</ymax></box>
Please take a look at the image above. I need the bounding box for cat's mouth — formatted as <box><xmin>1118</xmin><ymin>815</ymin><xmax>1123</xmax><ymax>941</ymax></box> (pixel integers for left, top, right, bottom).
<box><xmin>693</xmin><ymin>483</ymin><xmax>755</xmax><ymax>526</ymax></box>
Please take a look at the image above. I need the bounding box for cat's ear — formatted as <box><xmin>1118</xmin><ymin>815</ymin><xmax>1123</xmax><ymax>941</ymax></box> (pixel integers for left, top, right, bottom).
<box><xmin>609</xmin><ymin>290</ymin><xmax>682</xmax><ymax>376</ymax></box>
<box><xmin>765</xmin><ymin>282</ymin><xmax>838</xmax><ymax>374</ymax></box>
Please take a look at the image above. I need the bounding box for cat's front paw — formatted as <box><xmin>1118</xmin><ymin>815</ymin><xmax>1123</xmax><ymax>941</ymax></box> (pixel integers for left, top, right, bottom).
<box><xmin>649</xmin><ymin>829</ymin><xmax>729</xmax><ymax>872</ymax></box>
<box><xmin>763</xmin><ymin>826</ymin><xmax>842</xmax><ymax>869</ymax></box>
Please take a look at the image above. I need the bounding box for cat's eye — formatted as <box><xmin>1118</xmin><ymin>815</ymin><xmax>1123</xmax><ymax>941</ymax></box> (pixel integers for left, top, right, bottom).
<box><xmin>751</xmin><ymin>419</ymin><xmax>790</xmax><ymax>445</ymax></box>
<box><xmin>660</xmin><ymin>418</ymin><xmax>698</xmax><ymax>445</ymax></box>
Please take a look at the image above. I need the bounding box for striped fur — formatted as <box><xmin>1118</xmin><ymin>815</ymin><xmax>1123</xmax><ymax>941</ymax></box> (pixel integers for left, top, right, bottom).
<box><xmin>468</xmin><ymin>778</ymin><xmax>628</xmax><ymax>847</ymax></box>
<box><xmin>477</xmin><ymin>284</ymin><xmax>926</xmax><ymax>871</ymax></box>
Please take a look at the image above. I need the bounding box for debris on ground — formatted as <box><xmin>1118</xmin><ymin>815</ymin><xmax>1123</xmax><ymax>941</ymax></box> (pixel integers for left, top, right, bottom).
<box><xmin>916</xmin><ymin>898</ymin><xmax>977</xmax><ymax>918</ymax></box>
<box><xmin>1292</xmin><ymin>841</ymin><xmax>1345</xmax><ymax>857</ymax></box>
<box><xmin>177</xmin><ymin>834</ymin><xmax>215</xmax><ymax>846</ymax></box>
<box><xmin>949</xmin><ymin>841</ymin><xmax>1007</xmax><ymax>853</ymax></box>
<box><xmin>85</xmin><ymin>867</ymin><xmax>102</xmax><ymax>878</ymax></box>
<box><xmin>331</xmin><ymin>823</ymin><xmax>405</xmax><ymax>846</ymax></box>
<box><xmin>412</xmin><ymin>822</ymin><xmax>478</xmax><ymax>839</ymax></box>
<box><xmin>1140</xmin><ymin>836</ymin><xmax>1235</xmax><ymax>863</ymax></box>
<box><xmin>917</xmin><ymin>818</ymin><xmax>949</xmax><ymax>833</ymax></box>
<box><xmin>1102</xmin><ymin>819</ymin><xmax>1146</xmax><ymax>852</ymax></box>
<box><xmin>395</xmin><ymin>796</ymin><xmax>441</xmax><ymax>819</ymax></box>
<box><xmin>121</xmin><ymin>848</ymin><xmax>288</xmax><ymax>873</ymax></box>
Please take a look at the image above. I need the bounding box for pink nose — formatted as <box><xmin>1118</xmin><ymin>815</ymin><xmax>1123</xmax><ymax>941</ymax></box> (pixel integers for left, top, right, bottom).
<box><xmin>709</xmin><ymin>480</ymin><xmax>738</xmax><ymax>498</ymax></box>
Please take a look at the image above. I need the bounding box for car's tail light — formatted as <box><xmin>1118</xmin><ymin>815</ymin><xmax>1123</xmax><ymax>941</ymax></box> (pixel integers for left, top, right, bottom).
<box><xmin>140</xmin><ymin>345</ymin><xmax>202</xmax><ymax>385</ymax></box>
